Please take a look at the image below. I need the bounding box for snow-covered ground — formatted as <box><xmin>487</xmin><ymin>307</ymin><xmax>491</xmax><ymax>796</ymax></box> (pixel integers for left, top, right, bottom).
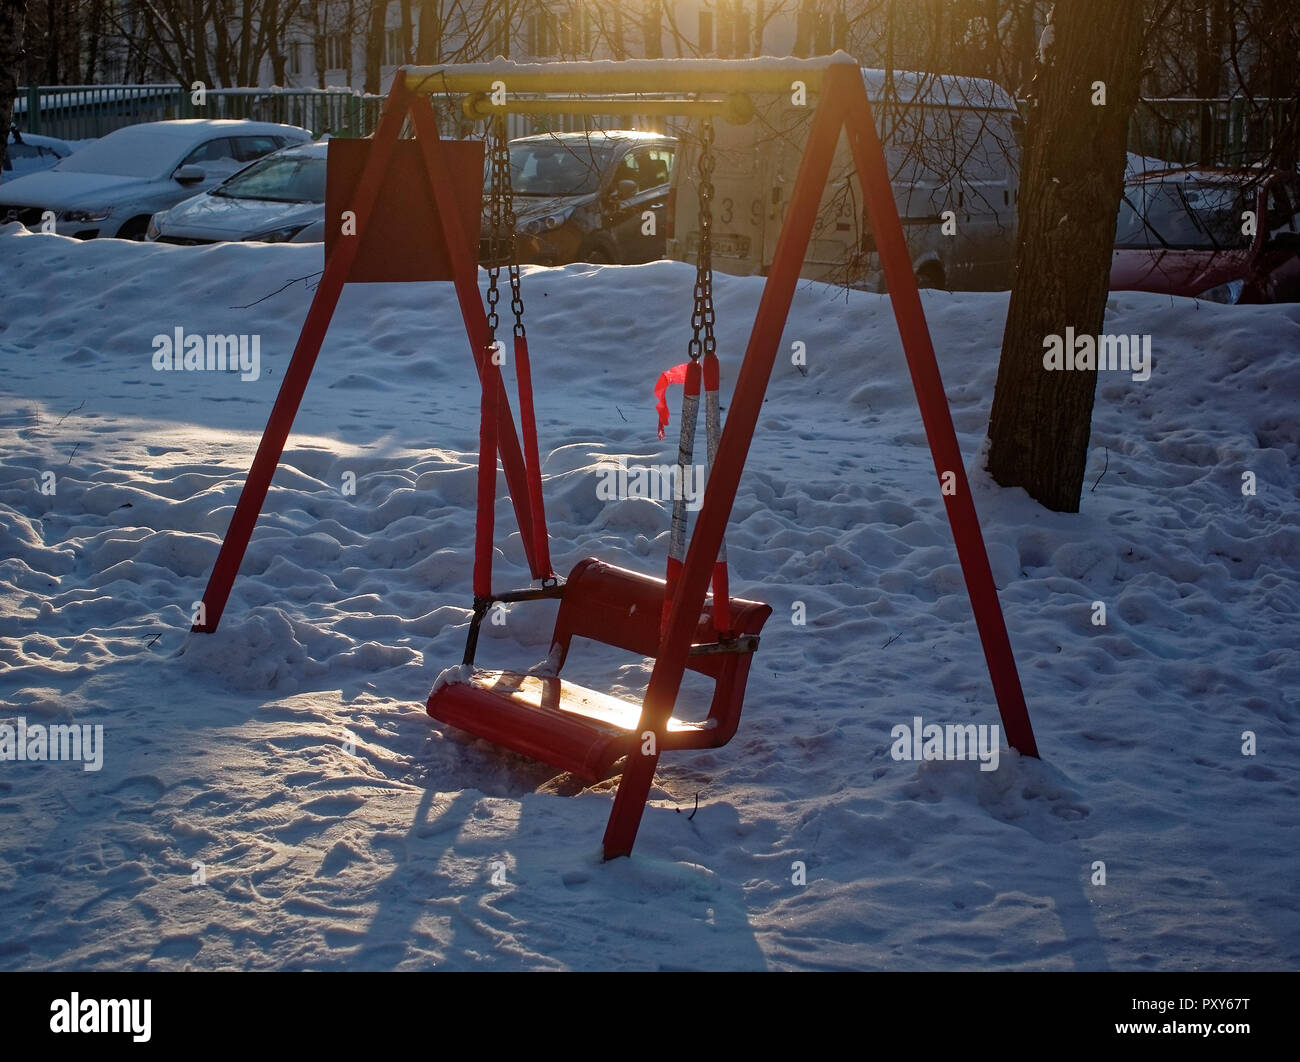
<box><xmin>1</xmin><ymin>224</ymin><xmax>1297</xmax><ymax>970</ymax></box>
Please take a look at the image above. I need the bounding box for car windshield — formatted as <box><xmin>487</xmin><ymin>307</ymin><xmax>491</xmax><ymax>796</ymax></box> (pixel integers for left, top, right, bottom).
<box><xmin>54</xmin><ymin>129</ymin><xmax>184</xmax><ymax>178</ymax></box>
<box><xmin>213</xmin><ymin>153</ymin><xmax>325</xmax><ymax>202</ymax></box>
<box><xmin>505</xmin><ymin>141</ymin><xmax>617</xmax><ymax>196</ymax></box>
<box><xmin>1115</xmin><ymin>180</ymin><xmax>1253</xmax><ymax>251</ymax></box>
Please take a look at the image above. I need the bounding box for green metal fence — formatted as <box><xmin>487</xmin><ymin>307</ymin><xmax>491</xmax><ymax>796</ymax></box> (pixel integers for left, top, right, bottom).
<box><xmin>14</xmin><ymin>84</ymin><xmax>387</xmax><ymax>141</ymax></box>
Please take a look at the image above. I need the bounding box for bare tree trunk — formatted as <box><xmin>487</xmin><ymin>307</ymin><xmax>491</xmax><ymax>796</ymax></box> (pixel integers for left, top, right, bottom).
<box><xmin>364</xmin><ymin>0</ymin><xmax>385</xmax><ymax>93</ymax></box>
<box><xmin>1195</xmin><ymin>0</ymin><xmax>1227</xmax><ymax>164</ymax></box>
<box><xmin>213</xmin><ymin>1</ymin><xmax>233</xmax><ymax>87</ymax></box>
<box><xmin>1263</xmin><ymin>0</ymin><xmax>1300</xmax><ymax>172</ymax></box>
<box><xmin>642</xmin><ymin>0</ymin><xmax>662</xmax><ymax>59</ymax></box>
<box><xmin>83</xmin><ymin>0</ymin><xmax>105</xmax><ymax>81</ymax></box>
<box><xmin>986</xmin><ymin>0</ymin><xmax>1145</xmax><ymax>513</ymax></box>
<box><xmin>611</xmin><ymin>0</ymin><xmax>626</xmax><ymax>59</ymax></box>
<box><xmin>399</xmin><ymin>0</ymin><xmax>412</xmax><ymax>63</ymax></box>
<box><xmin>793</xmin><ymin>0</ymin><xmax>814</xmax><ymax>57</ymax></box>
<box><xmin>0</xmin><ymin>0</ymin><xmax>27</xmax><ymax>174</ymax></box>
<box><xmin>345</xmin><ymin>0</ymin><xmax>356</xmax><ymax>89</ymax></box>
<box><xmin>416</xmin><ymin>0</ymin><xmax>440</xmax><ymax>63</ymax></box>
<box><xmin>1011</xmin><ymin>0</ymin><xmax>1038</xmax><ymax>95</ymax></box>
<box><xmin>42</xmin><ymin>0</ymin><xmax>57</xmax><ymax>81</ymax></box>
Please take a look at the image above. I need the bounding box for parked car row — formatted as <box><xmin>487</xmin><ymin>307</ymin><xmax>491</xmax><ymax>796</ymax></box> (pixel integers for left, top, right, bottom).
<box><xmin>3</xmin><ymin>107</ymin><xmax>1299</xmax><ymax>304</ymax></box>
<box><xmin>0</xmin><ymin>119</ymin><xmax>312</xmax><ymax>239</ymax></box>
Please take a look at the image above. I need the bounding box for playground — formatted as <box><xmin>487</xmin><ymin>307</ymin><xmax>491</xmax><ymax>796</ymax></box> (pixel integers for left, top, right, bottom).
<box><xmin>0</xmin><ymin>57</ymin><xmax>1297</xmax><ymax>969</ymax></box>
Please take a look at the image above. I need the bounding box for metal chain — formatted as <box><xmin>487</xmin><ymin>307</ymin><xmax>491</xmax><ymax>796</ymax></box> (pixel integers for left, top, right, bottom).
<box><xmin>485</xmin><ymin>115</ymin><xmax>526</xmax><ymax>341</ymax></box>
<box><xmin>501</xmin><ymin>120</ymin><xmax>526</xmax><ymax>339</ymax></box>
<box><xmin>688</xmin><ymin>118</ymin><xmax>716</xmax><ymax>362</ymax></box>
<box><xmin>486</xmin><ymin>117</ymin><xmax>505</xmax><ymax>342</ymax></box>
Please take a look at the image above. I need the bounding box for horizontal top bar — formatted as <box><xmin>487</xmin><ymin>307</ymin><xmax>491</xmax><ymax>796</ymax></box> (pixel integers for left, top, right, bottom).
<box><xmin>403</xmin><ymin>52</ymin><xmax>858</xmax><ymax>96</ymax></box>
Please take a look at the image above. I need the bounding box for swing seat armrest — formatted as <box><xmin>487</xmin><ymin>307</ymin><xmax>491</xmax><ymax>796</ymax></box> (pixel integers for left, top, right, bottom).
<box><xmin>689</xmin><ymin>635</ymin><xmax>761</xmax><ymax>656</ymax></box>
<box><xmin>463</xmin><ymin>581</ymin><xmax>568</xmax><ymax>665</ymax></box>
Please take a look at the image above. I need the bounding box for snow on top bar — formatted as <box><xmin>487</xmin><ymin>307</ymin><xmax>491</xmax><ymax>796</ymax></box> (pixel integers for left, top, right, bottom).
<box><xmin>403</xmin><ymin>52</ymin><xmax>860</xmax><ymax>95</ymax></box>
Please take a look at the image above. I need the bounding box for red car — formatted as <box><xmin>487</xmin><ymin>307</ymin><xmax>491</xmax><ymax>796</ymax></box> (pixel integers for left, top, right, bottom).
<box><xmin>1110</xmin><ymin>168</ymin><xmax>1300</xmax><ymax>303</ymax></box>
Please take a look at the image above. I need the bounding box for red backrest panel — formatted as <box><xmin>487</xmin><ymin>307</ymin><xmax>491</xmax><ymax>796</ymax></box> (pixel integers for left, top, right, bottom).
<box><xmin>552</xmin><ymin>558</ymin><xmax>771</xmax><ymax>679</ymax></box>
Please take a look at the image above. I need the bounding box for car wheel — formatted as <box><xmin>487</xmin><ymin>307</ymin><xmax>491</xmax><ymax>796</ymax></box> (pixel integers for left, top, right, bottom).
<box><xmin>915</xmin><ymin>264</ymin><xmax>946</xmax><ymax>290</ymax></box>
<box><xmin>578</xmin><ymin>236</ymin><xmax>617</xmax><ymax>265</ymax></box>
<box><xmin>115</xmin><ymin>217</ymin><xmax>151</xmax><ymax>241</ymax></box>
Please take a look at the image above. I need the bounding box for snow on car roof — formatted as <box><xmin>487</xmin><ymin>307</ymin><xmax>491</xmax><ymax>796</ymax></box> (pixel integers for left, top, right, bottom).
<box><xmin>106</xmin><ymin>119</ymin><xmax>311</xmax><ymax>138</ymax></box>
<box><xmin>861</xmin><ymin>68</ymin><xmax>1019</xmax><ymax>112</ymax></box>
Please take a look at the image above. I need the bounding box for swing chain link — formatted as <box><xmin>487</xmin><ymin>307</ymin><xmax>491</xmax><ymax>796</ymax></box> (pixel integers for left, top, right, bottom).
<box><xmin>688</xmin><ymin>118</ymin><xmax>716</xmax><ymax>362</ymax></box>
<box><xmin>486</xmin><ymin>115</ymin><xmax>527</xmax><ymax>342</ymax></box>
<box><xmin>486</xmin><ymin>118</ymin><xmax>505</xmax><ymax>342</ymax></box>
<box><xmin>502</xmin><ymin>131</ymin><xmax>527</xmax><ymax>340</ymax></box>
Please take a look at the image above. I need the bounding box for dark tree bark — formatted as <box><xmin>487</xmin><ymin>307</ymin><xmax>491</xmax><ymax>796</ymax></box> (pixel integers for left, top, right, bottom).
<box><xmin>363</xmin><ymin>0</ymin><xmax>385</xmax><ymax>93</ymax></box>
<box><xmin>416</xmin><ymin>0</ymin><xmax>439</xmax><ymax>64</ymax></box>
<box><xmin>0</xmin><ymin>0</ymin><xmax>27</xmax><ymax>174</ymax></box>
<box><xmin>986</xmin><ymin>0</ymin><xmax>1146</xmax><ymax>513</ymax></box>
<box><xmin>611</xmin><ymin>1</ymin><xmax>627</xmax><ymax>59</ymax></box>
<box><xmin>793</xmin><ymin>0</ymin><xmax>814</xmax><ymax>57</ymax></box>
<box><xmin>1195</xmin><ymin>0</ymin><xmax>1227</xmax><ymax>164</ymax></box>
<box><xmin>399</xmin><ymin>0</ymin><xmax>412</xmax><ymax>64</ymax></box>
<box><xmin>345</xmin><ymin>0</ymin><xmax>356</xmax><ymax>88</ymax></box>
<box><xmin>642</xmin><ymin>0</ymin><xmax>662</xmax><ymax>59</ymax></box>
<box><xmin>42</xmin><ymin>0</ymin><xmax>57</xmax><ymax>81</ymax></box>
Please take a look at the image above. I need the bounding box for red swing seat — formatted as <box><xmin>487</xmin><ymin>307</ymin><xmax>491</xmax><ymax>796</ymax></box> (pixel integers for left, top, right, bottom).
<box><xmin>426</xmin><ymin>557</ymin><xmax>772</xmax><ymax>782</ymax></box>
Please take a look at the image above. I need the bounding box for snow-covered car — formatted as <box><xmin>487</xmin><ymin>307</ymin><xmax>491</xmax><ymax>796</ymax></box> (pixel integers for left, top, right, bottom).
<box><xmin>2</xmin><ymin>129</ymin><xmax>74</xmax><ymax>183</ymax></box>
<box><xmin>1111</xmin><ymin>169</ymin><xmax>1300</xmax><ymax>303</ymax></box>
<box><xmin>148</xmin><ymin>141</ymin><xmax>326</xmax><ymax>244</ymax></box>
<box><xmin>0</xmin><ymin>119</ymin><xmax>312</xmax><ymax>239</ymax></box>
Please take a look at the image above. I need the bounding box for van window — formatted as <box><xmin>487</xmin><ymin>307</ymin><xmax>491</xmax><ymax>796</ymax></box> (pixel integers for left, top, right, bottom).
<box><xmin>233</xmin><ymin>135</ymin><xmax>282</xmax><ymax>162</ymax></box>
<box><xmin>637</xmin><ymin>147</ymin><xmax>673</xmax><ymax>189</ymax></box>
<box><xmin>611</xmin><ymin>151</ymin><xmax>640</xmax><ymax>190</ymax></box>
<box><xmin>182</xmin><ymin>138</ymin><xmax>238</xmax><ymax>166</ymax></box>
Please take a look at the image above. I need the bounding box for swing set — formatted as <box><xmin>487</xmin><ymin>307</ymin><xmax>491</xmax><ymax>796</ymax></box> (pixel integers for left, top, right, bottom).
<box><xmin>191</xmin><ymin>54</ymin><xmax>1039</xmax><ymax>860</ymax></box>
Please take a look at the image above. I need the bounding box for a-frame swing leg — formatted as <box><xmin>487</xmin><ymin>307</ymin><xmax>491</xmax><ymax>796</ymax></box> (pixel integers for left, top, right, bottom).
<box><xmin>193</xmin><ymin>80</ymin><xmax>548</xmax><ymax>634</ymax></box>
<box><xmin>838</xmin><ymin>70</ymin><xmax>1038</xmax><ymax>758</ymax></box>
<box><xmin>603</xmin><ymin>61</ymin><xmax>1037</xmax><ymax>860</ymax></box>
<box><xmin>603</xmin><ymin>78</ymin><xmax>855</xmax><ymax>860</ymax></box>
<box><xmin>192</xmin><ymin>78</ymin><xmax>415</xmax><ymax>634</ymax></box>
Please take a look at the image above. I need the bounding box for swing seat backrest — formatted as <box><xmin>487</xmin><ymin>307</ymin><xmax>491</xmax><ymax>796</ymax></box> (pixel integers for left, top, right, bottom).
<box><xmin>551</xmin><ymin>558</ymin><xmax>772</xmax><ymax>745</ymax></box>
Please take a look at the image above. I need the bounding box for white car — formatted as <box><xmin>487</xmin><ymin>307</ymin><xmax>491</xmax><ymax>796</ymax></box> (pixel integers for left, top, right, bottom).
<box><xmin>148</xmin><ymin>141</ymin><xmax>327</xmax><ymax>244</ymax></box>
<box><xmin>0</xmin><ymin>119</ymin><xmax>311</xmax><ymax>239</ymax></box>
<box><xmin>3</xmin><ymin>130</ymin><xmax>75</xmax><ymax>183</ymax></box>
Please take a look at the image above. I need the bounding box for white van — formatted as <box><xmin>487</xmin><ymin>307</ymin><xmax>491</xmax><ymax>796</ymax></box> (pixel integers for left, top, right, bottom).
<box><xmin>667</xmin><ymin>68</ymin><xmax>1022</xmax><ymax>291</ymax></box>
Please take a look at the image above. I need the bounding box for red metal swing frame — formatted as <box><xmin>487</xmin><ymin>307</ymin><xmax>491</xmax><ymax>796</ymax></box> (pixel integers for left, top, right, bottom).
<box><xmin>191</xmin><ymin>57</ymin><xmax>1039</xmax><ymax>860</ymax></box>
